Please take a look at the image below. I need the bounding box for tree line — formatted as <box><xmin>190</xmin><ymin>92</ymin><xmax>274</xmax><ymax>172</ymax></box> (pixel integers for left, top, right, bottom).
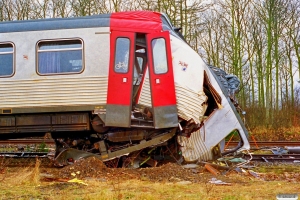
<box><xmin>1</xmin><ymin>0</ymin><xmax>299</xmax><ymax>129</ymax></box>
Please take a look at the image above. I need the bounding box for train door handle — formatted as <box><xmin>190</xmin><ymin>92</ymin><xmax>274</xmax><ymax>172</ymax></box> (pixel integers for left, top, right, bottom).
<box><xmin>155</xmin><ymin>79</ymin><xmax>160</xmax><ymax>84</ymax></box>
<box><xmin>123</xmin><ymin>77</ymin><xmax>127</xmax><ymax>83</ymax></box>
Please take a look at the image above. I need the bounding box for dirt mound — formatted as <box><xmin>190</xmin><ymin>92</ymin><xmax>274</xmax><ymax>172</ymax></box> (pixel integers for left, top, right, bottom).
<box><xmin>135</xmin><ymin>162</ymin><xmax>203</xmax><ymax>182</ymax></box>
<box><xmin>38</xmin><ymin>158</ymin><xmax>300</xmax><ymax>185</ymax></box>
<box><xmin>56</xmin><ymin>158</ymin><xmax>207</xmax><ymax>183</ymax></box>
<box><xmin>58</xmin><ymin>157</ymin><xmax>109</xmax><ymax>179</ymax></box>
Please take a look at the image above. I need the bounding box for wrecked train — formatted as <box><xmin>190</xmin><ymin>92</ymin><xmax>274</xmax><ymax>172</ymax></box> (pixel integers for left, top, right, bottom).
<box><xmin>0</xmin><ymin>11</ymin><xmax>250</xmax><ymax>166</ymax></box>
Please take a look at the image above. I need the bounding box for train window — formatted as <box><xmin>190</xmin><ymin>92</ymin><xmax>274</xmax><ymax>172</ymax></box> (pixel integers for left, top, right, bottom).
<box><xmin>37</xmin><ymin>39</ymin><xmax>83</xmax><ymax>75</ymax></box>
<box><xmin>0</xmin><ymin>43</ymin><xmax>14</xmax><ymax>77</ymax></box>
<box><xmin>152</xmin><ymin>38</ymin><xmax>168</xmax><ymax>74</ymax></box>
<box><xmin>114</xmin><ymin>38</ymin><xmax>130</xmax><ymax>73</ymax></box>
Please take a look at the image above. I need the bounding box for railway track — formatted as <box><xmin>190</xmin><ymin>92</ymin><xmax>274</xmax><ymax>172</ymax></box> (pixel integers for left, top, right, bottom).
<box><xmin>0</xmin><ymin>139</ymin><xmax>55</xmax><ymax>165</ymax></box>
<box><xmin>226</xmin><ymin>141</ymin><xmax>300</xmax><ymax>148</ymax></box>
<box><xmin>244</xmin><ymin>154</ymin><xmax>300</xmax><ymax>163</ymax></box>
<box><xmin>227</xmin><ymin>141</ymin><xmax>300</xmax><ymax>163</ymax></box>
<box><xmin>1</xmin><ymin>139</ymin><xmax>300</xmax><ymax>164</ymax></box>
<box><xmin>1</xmin><ymin>139</ymin><xmax>300</xmax><ymax>147</ymax></box>
<box><xmin>0</xmin><ymin>139</ymin><xmax>55</xmax><ymax>145</ymax></box>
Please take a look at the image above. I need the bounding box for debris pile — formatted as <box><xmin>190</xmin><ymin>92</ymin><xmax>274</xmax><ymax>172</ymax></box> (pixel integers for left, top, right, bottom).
<box><xmin>54</xmin><ymin>157</ymin><xmax>203</xmax><ymax>182</ymax></box>
<box><xmin>58</xmin><ymin>157</ymin><xmax>108</xmax><ymax>179</ymax></box>
<box><xmin>38</xmin><ymin>155</ymin><xmax>300</xmax><ymax>186</ymax></box>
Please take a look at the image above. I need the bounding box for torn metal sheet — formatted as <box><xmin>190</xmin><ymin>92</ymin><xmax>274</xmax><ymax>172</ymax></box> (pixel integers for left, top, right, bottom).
<box><xmin>229</xmin><ymin>158</ymin><xmax>247</xmax><ymax>163</ymax></box>
<box><xmin>209</xmin><ymin>178</ymin><xmax>231</xmax><ymax>185</ymax></box>
<box><xmin>248</xmin><ymin>170</ymin><xmax>260</xmax><ymax>179</ymax></box>
<box><xmin>182</xmin><ymin>164</ymin><xmax>199</xmax><ymax>169</ymax></box>
<box><xmin>271</xmin><ymin>147</ymin><xmax>288</xmax><ymax>155</ymax></box>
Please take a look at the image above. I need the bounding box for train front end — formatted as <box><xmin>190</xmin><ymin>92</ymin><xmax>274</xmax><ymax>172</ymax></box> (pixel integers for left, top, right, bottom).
<box><xmin>164</xmin><ymin>15</ymin><xmax>250</xmax><ymax>162</ymax></box>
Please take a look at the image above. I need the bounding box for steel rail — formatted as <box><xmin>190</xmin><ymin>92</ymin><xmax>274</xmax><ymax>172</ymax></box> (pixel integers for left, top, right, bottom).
<box><xmin>1</xmin><ymin>140</ymin><xmax>300</xmax><ymax>146</ymax></box>
<box><xmin>0</xmin><ymin>152</ymin><xmax>49</xmax><ymax>157</ymax></box>
<box><xmin>244</xmin><ymin>153</ymin><xmax>300</xmax><ymax>162</ymax></box>
<box><xmin>227</xmin><ymin>141</ymin><xmax>300</xmax><ymax>148</ymax></box>
<box><xmin>0</xmin><ymin>139</ymin><xmax>55</xmax><ymax>145</ymax></box>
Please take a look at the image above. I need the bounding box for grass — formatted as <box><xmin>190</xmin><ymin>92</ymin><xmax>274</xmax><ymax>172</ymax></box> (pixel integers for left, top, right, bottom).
<box><xmin>257</xmin><ymin>164</ymin><xmax>300</xmax><ymax>174</ymax></box>
<box><xmin>249</xmin><ymin>126</ymin><xmax>300</xmax><ymax>141</ymax></box>
<box><xmin>0</xmin><ymin>164</ymin><xmax>299</xmax><ymax>200</ymax></box>
<box><xmin>0</xmin><ymin>177</ymin><xmax>299</xmax><ymax>200</ymax></box>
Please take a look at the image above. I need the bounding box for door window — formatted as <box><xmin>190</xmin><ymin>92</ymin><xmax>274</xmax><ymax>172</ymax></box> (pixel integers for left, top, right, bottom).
<box><xmin>114</xmin><ymin>38</ymin><xmax>130</xmax><ymax>73</ymax></box>
<box><xmin>152</xmin><ymin>38</ymin><xmax>168</xmax><ymax>74</ymax></box>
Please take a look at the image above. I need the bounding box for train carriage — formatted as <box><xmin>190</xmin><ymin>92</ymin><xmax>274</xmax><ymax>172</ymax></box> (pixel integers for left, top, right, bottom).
<box><xmin>0</xmin><ymin>11</ymin><xmax>250</xmax><ymax>166</ymax></box>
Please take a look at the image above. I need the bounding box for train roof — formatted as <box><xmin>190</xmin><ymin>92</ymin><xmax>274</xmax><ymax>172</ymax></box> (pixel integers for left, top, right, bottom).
<box><xmin>0</xmin><ymin>10</ymin><xmax>186</xmax><ymax>43</ymax></box>
<box><xmin>0</xmin><ymin>11</ymin><xmax>166</xmax><ymax>33</ymax></box>
<box><xmin>0</xmin><ymin>14</ymin><xmax>110</xmax><ymax>33</ymax></box>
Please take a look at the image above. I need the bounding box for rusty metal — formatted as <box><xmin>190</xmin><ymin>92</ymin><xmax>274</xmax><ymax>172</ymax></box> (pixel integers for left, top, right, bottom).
<box><xmin>204</xmin><ymin>163</ymin><xmax>220</xmax><ymax>176</ymax></box>
<box><xmin>107</xmin><ymin>130</ymin><xmax>145</xmax><ymax>142</ymax></box>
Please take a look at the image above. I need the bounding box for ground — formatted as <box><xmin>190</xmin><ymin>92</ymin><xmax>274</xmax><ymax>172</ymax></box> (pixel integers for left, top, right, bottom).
<box><xmin>1</xmin><ymin>157</ymin><xmax>300</xmax><ymax>200</ymax></box>
<box><xmin>41</xmin><ymin>157</ymin><xmax>300</xmax><ymax>183</ymax></box>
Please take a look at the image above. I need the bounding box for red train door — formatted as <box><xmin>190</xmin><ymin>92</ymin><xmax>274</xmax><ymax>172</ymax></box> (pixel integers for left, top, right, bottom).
<box><xmin>106</xmin><ymin>31</ymin><xmax>135</xmax><ymax>127</ymax></box>
<box><xmin>146</xmin><ymin>31</ymin><xmax>178</xmax><ymax>128</ymax></box>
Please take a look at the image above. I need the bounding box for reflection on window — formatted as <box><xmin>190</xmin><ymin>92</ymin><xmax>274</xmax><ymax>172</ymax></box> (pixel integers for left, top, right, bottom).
<box><xmin>133</xmin><ymin>57</ymin><xmax>143</xmax><ymax>85</ymax></box>
<box><xmin>0</xmin><ymin>43</ymin><xmax>14</xmax><ymax>77</ymax></box>
<box><xmin>37</xmin><ymin>39</ymin><xmax>83</xmax><ymax>75</ymax></box>
<box><xmin>114</xmin><ymin>38</ymin><xmax>130</xmax><ymax>73</ymax></box>
<box><xmin>152</xmin><ymin>38</ymin><xmax>168</xmax><ymax>74</ymax></box>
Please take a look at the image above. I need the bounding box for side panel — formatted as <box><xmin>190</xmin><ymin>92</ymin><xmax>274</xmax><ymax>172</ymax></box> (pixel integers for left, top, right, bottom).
<box><xmin>0</xmin><ymin>27</ymin><xmax>110</xmax><ymax>114</ymax></box>
<box><xmin>0</xmin><ymin>113</ymin><xmax>90</xmax><ymax>134</ymax></box>
<box><xmin>106</xmin><ymin>31</ymin><xmax>135</xmax><ymax>127</ymax></box>
<box><xmin>146</xmin><ymin>31</ymin><xmax>178</xmax><ymax>128</ymax></box>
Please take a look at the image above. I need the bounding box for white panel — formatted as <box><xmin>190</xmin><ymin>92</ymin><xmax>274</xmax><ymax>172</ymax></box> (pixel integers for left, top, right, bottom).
<box><xmin>177</xmin><ymin>130</ymin><xmax>212</xmax><ymax>162</ymax></box>
<box><xmin>170</xmin><ymin>35</ymin><xmax>205</xmax><ymax>92</ymax></box>
<box><xmin>175</xmin><ymin>84</ymin><xmax>207</xmax><ymax>124</ymax></box>
<box><xmin>0</xmin><ymin>76</ymin><xmax>108</xmax><ymax>108</ymax></box>
<box><xmin>137</xmin><ymin>77</ymin><xmax>152</xmax><ymax>107</ymax></box>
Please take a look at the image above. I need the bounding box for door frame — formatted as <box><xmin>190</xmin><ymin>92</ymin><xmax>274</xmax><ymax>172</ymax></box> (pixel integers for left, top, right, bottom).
<box><xmin>146</xmin><ymin>31</ymin><xmax>178</xmax><ymax>128</ymax></box>
<box><xmin>105</xmin><ymin>31</ymin><xmax>136</xmax><ymax>127</ymax></box>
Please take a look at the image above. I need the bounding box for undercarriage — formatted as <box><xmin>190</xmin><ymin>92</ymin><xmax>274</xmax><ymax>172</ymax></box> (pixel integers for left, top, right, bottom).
<box><xmin>52</xmin><ymin>127</ymin><xmax>179</xmax><ymax>167</ymax></box>
<box><xmin>0</xmin><ymin>106</ymin><xmax>201</xmax><ymax>168</ymax></box>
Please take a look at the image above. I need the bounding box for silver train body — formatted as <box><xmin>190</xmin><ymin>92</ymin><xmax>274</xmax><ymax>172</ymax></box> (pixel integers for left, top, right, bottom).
<box><xmin>0</xmin><ymin>11</ymin><xmax>250</xmax><ymax>165</ymax></box>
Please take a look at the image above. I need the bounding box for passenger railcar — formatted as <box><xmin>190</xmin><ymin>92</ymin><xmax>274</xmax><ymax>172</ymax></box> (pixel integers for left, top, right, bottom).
<box><xmin>0</xmin><ymin>11</ymin><xmax>250</xmax><ymax>166</ymax></box>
